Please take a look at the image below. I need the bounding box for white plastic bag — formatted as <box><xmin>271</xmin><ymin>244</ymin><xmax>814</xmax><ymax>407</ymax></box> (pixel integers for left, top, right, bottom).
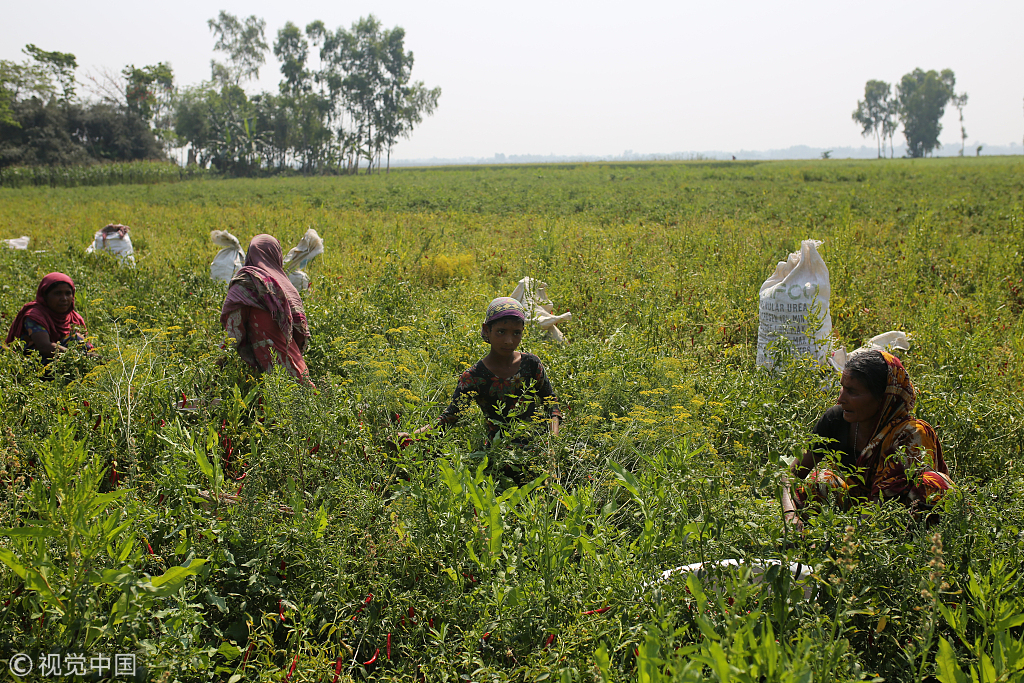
<box><xmin>756</xmin><ymin>239</ymin><xmax>832</xmax><ymax>368</ymax></box>
<box><xmin>510</xmin><ymin>276</ymin><xmax>572</xmax><ymax>343</ymax></box>
<box><xmin>3</xmin><ymin>236</ymin><xmax>29</xmax><ymax>250</ymax></box>
<box><xmin>830</xmin><ymin>331</ymin><xmax>910</xmax><ymax>372</ymax></box>
<box><xmin>210</xmin><ymin>230</ymin><xmax>246</xmax><ymax>283</ymax></box>
<box><xmin>85</xmin><ymin>224</ymin><xmax>135</xmax><ymax>265</ymax></box>
<box><xmin>283</xmin><ymin>228</ymin><xmax>324</xmax><ymax>292</ymax></box>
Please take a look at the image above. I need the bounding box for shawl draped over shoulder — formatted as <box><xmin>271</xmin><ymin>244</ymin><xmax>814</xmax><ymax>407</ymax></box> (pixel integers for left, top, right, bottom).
<box><xmin>5</xmin><ymin>272</ymin><xmax>87</xmax><ymax>345</ymax></box>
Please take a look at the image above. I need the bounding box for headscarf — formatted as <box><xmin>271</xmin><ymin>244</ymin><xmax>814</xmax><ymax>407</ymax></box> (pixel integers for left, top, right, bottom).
<box><xmin>484</xmin><ymin>297</ymin><xmax>526</xmax><ymax>326</ymax></box>
<box><xmin>853</xmin><ymin>351</ymin><xmax>950</xmax><ymax>501</ymax></box>
<box><xmin>5</xmin><ymin>272</ymin><xmax>87</xmax><ymax>345</ymax></box>
<box><xmin>220</xmin><ymin>235</ymin><xmax>310</xmax><ymax>352</ymax></box>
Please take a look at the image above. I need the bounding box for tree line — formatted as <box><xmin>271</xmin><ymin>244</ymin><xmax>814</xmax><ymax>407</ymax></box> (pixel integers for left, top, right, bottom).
<box><xmin>0</xmin><ymin>11</ymin><xmax>440</xmax><ymax>175</ymax></box>
<box><xmin>853</xmin><ymin>68</ymin><xmax>968</xmax><ymax>158</ymax></box>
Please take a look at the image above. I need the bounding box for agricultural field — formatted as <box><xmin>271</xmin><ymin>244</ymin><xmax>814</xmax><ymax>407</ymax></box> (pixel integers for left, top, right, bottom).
<box><xmin>1</xmin><ymin>157</ymin><xmax>1023</xmax><ymax>682</ymax></box>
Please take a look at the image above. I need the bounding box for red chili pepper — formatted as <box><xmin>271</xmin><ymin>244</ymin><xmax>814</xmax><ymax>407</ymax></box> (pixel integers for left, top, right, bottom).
<box><xmin>310</xmin><ymin>444</ymin><xmax>320</xmax><ymax>454</ymax></box>
<box><xmin>157</xmin><ymin>494</ymin><xmax>165</xmax><ymax>504</ymax></box>
<box><xmin>545</xmin><ymin>634</ymin><xmax>555</xmax><ymax>647</ymax></box>
<box><xmin>727</xmin><ymin>596</ymin><xmax>735</xmax><ymax>606</ymax></box>
<box><xmin>110</xmin><ymin>466</ymin><xmax>118</xmax><ymax>486</ymax></box>
<box><xmin>236</xmin><ymin>472</ymin><xmax>247</xmax><ymax>482</ymax></box>
<box><xmin>279</xmin><ymin>599</ymin><xmax>285</xmax><ymax>622</ymax></box>
<box><xmin>363</xmin><ymin>649</ymin><xmax>379</xmax><ymax>666</ymax></box>
<box><xmin>582</xmin><ymin>606</ymin><xmax>612</xmax><ymax>615</ymax></box>
<box><xmin>145</xmin><ymin>541</ymin><xmax>153</xmax><ymax>554</ymax></box>
<box><xmin>181</xmin><ymin>391</ymin><xmax>187</xmax><ymax>405</ymax></box>
<box><xmin>242</xmin><ymin>642</ymin><xmax>255</xmax><ymax>664</ymax></box>
<box><xmin>365</xmin><ymin>593</ymin><xmax>373</xmax><ymax>604</ymax></box>
<box><xmin>482</xmin><ymin>631</ymin><xmax>491</xmax><ymax>641</ymax></box>
<box><xmin>409</xmin><ymin>606</ymin><xmax>415</xmax><ymax>619</ymax></box>
<box><xmin>93</xmin><ymin>416</ymin><xmax>101</xmax><ymax>431</ymax></box>
<box><xmin>386</xmin><ymin>632</ymin><xmax>392</xmax><ymax>659</ymax></box>
<box><xmin>429</xmin><ymin>618</ymin><xmax>434</xmax><ymax>628</ymax></box>
<box><xmin>285</xmin><ymin>653</ymin><xmax>299</xmax><ymax>680</ymax></box>
<box><xmin>331</xmin><ymin>655</ymin><xmax>343</xmax><ymax>683</ymax></box>
<box><xmin>159</xmin><ymin>419</ymin><xmax>165</xmax><ymax>428</ymax></box>
<box><xmin>83</xmin><ymin>400</ymin><xmax>89</xmax><ymax>407</ymax></box>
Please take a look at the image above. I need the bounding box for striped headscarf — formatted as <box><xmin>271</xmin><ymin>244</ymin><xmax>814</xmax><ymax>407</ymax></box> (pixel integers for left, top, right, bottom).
<box><xmin>484</xmin><ymin>297</ymin><xmax>526</xmax><ymax>326</ymax></box>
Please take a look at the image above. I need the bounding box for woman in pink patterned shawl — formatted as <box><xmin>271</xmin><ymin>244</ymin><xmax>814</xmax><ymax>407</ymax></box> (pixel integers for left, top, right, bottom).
<box><xmin>220</xmin><ymin>235</ymin><xmax>312</xmax><ymax>383</ymax></box>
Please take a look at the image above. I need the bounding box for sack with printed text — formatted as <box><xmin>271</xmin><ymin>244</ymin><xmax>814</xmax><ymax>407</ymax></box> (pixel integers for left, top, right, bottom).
<box><xmin>756</xmin><ymin>239</ymin><xmax>832</xmax><ymax>368</ymax></box>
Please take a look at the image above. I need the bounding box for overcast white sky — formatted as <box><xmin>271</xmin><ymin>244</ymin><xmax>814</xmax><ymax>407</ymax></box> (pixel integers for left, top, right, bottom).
<box><xmin>3</xmin><ymin>0</ymin><xmax>1022</xmax><ymax>160</ymax></box>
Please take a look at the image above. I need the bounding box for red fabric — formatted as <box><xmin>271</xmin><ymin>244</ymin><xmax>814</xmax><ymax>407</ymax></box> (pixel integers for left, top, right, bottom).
<box><xmin>224</xmin><ymin>306</ymin><xmax>310</xmax><ymax>380</ymax></box>
<box><xmin>5</xmin><ymin>272</ymin><xmax>86</xmax><ymax>345</ymax></box>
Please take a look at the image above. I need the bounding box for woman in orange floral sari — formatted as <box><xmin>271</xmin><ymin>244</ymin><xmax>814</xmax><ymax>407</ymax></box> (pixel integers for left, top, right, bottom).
<box><xmin>782</xmin><ymin>350</ymin><xmax>954</xmax><ymax>526</ymax></box>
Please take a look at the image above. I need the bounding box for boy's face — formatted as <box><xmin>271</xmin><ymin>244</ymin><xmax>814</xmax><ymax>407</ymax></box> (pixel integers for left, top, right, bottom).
<box><xmin>483</xmin><ymin>317</ymin><xmax>525</xmax><ymax>354</ymax></box>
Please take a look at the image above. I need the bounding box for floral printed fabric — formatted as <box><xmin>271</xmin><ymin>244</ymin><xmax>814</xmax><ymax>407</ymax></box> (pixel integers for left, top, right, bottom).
<box><xmin>438</xmin><ymin>352</ymin><xmax>562</xmax><ymax>444</ymax></box>
<box><xmin>799</xmin><ymin>351</ymin><xmax>954</xmax><ymax>510</ymax></box>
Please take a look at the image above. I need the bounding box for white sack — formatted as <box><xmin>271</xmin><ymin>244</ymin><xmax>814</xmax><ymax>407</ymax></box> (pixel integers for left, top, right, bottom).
<box><xmin>655</xmin><ymin>559</ymin><xmax>816</xmax><ymax>600</ymax></box>
<box><xmin>3</xmin><ymin>236</ymin><xmax>29</xmax><ymax>250</ymax></box>
<box><xmin>756</xmin><ymin>239</ymin><xmax>831</xmax><ymax>368</ymax></box>
<box><xmin>830</xmin><ymin>331</ymin><xmax>910</xmax><ymax>372</ymax></box>
<box><xmin>210</xmin><ymin>230</ymin><xmax>246</xmax><ymax>283</ymax></box>
<box><xmin>288</xmin><ymin>271</ymin><xmax>310</xmax><ymax>292</ymax></box>
<box><xmin>283</xmin><ymin>228</ymin><xmax>324</xmax><ymax>293</ymax></box>
<box><xmin>85</xmin><ymin>224</ymin><xmax>135</xmax><ymax>265</ymax></box>
<box><xmin>510</xmin><ymin>276</ymin><xmax>572</xmax><ymax>343</ymax></box>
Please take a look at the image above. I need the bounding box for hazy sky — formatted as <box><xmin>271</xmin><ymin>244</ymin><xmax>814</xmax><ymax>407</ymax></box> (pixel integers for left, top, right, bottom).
<box><xmin>4</xmin><ymin>0</ymin><xmax>1022</xmax><ymax>160</ymax></box>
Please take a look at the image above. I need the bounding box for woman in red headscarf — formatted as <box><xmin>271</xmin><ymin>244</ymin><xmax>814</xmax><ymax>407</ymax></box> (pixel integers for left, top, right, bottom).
<box><xmin>5</xmin><ymin>272</ymin><xmax>91</xmax><ymax>363</ymax></box>
<box><xmin>220</xmin><ymin>234</ymin><xmax>312</xmax><ymax>383</ymax></box>
<box><xmin>782</xmin><ymin>350</ymin><xmax>954</xmax><ymax>527</ymax></box>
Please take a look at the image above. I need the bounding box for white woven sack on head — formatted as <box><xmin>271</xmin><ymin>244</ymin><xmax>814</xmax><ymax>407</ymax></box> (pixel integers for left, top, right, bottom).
<box><xmin>210</xmin><ymin>230</ymin><xmax>246</xmax><ymax>282</ymax></box>
<box><xmin>284</xmin><ymin>228</ymin><xmax>324</xmax><ymax>272</ymax></box>
<box><xmin>829</xmin><ymin>331</ymin><xmax>911</xmax><ymax>372</ymax></box>
<box><xmin>510</xmin><ymin>276</ymin><xmax>572</xmax><ymax>343</ymax></box>
<box><xmin>3</xmin><ymin>236</ymin><xmax>29</xmax><ymax>250</ymax></box>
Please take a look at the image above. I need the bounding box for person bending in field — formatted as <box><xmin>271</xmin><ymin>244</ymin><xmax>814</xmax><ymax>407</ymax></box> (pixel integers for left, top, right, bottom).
<box><xmin>221</xmin><ymin>234</ymin><xmax>313</xmax><ymax>384</ymax></box>
<box><xmin>781</xmin><ymin>350</ymin><xmax>954</xmax><ymax>529</ymax></box>
<box><xmin>400</xmin><ymin>297</ymin><xmax>562</xmax><ymax>447</ymax></box>
<box><xmin>5</xmin><ymin>272</ymin><xmax>94</xmax><ymax>364</ymax></box>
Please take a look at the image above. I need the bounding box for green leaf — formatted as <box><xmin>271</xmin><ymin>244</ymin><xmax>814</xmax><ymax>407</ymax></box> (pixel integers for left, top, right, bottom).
<box><xmin>217</xmin><ymin>641</ymin><xmax>242</xmax><ymax>659</ymax></box>
<box><xmin>148</xmin><ymin>558</ymin><xmax>207</xmax><ymax>596</ymax></box>
<box><xmin>935</xmin><ymin>638</ymin><xmax>969</xmax><ymax>683</ymax></box>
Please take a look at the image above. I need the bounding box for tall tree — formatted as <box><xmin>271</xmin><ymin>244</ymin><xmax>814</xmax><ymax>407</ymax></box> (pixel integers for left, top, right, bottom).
<box><xmin>897</xmin><ymin>68</ymin><xmax>955</xmax><ymax>158</ymax></box>
<box><xmin>0</xmin><ymin>59</ymin><xmax>54</xmax><ymax>127</ymax></box>
<box><xmin>123</xmin><ymin>63</ymin><xmax>174</xmax><ymax>124</ymax></box>
<box><xmin>883</xmin><ymin>96</ymin><xmax>899</xmax><ymax>158</ymax></box>
<box><xmin>852</xmin><ymin>80</ymin><xmax>891</xmax><ymax>158</ymax></box>
<box><xmin>208</xmin><ymin>11</ymin><xmax>268</xmax><ymax>87</ymax></box>
<box><xmin>274</xmin><ymin>22</ymin><xmax>310</xmax><ymax>97</ymax></box>
<box><xmin>951</xmin><ymin>92</ymin><xmax>968</xmax><ymax>156</ymax></box>
<box><xmin>23</xmin><ymin>44</ymin><xmax>77</xmax><ymax>102</ymax></box>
